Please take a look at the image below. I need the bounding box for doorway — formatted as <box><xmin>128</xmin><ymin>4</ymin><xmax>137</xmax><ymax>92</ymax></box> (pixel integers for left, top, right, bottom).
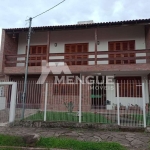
<box><xmin>90</xmin><ymin>76</ymin><xmax>106</xmax><ymax>109</ymax></box>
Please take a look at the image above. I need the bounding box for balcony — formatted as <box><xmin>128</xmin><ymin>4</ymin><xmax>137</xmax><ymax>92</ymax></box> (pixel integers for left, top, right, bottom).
<box><xmin>5</xmin><ymin>49</ymin><xmax>150</xmax><ymax>66</ymax></box>
<box><xmin>3</xmin><ymin>49</ymin><xmax>150</xmax><ymax>75</ymax></box>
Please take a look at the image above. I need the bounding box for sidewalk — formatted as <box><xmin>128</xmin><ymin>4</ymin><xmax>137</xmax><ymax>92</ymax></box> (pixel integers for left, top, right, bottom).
<box><xmin>0</xmin><ymin>127</ymin><xmax>149</xmax><ymax>150</ymax></box>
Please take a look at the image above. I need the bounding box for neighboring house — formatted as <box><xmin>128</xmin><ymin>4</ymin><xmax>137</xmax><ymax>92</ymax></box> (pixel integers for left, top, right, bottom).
<box><xmin>0</xmin><ymin>18</ymin><xmax>150</xmax><ymax>112</ymax></box>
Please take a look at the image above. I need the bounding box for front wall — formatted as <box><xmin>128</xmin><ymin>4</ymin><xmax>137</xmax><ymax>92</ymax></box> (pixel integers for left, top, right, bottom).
<box><xmin>145</xmin><ymin>25</ymin><xmax>150</xmax><ymax>63</ymax></box>
<box><xmin>17</xmin><ymin>32</ymin><xmax>48</xmax><ymax>66</ymax></box>
<box><xmin>49</xmin><ymin>29</ymin><xmax>95</xmax><ymax>65</ymax></box>
<box><xmin>17</xmin><ymin>25</ymin><xmax>146</xmax><ymax>66</ymax></box>
<box><xmin>18</xmin><ymin>32</ymin><xmax>47</xmax><ymax>53</ymax></box>
<box><xmin>96</xmin><ymin>25</ymin><xmax>146</xmax><ymax>65</ymax></box>
<box><xmin>40</xmin><ymin>75</ymin><xmax>91</xmax><ymax>112</ymax></box>
<box><xmin>1</xmin><ymin>30</ymin><xmax>18</xmax><ymax>71</ymax></box>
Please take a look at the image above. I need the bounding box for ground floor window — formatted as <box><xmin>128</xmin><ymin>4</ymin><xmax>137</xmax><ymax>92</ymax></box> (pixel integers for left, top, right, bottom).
<box><xmin>116</xmin><ymin>77</ymin><xmax>142</xmax><ymax>97</ymax></box>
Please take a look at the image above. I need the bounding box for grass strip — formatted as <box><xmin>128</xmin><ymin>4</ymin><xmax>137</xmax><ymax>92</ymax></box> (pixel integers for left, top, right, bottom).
<box><xmin>0</xmin><ymin>134</ymin><xmax>127</xmax><ymax>150</ymax></box>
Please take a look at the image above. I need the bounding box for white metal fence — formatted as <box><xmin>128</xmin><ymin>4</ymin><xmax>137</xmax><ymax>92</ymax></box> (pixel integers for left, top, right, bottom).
<box><xmin>0</xmin><ymin>80</ymin><xmax>149</xmax><ymax>127</ymax></box>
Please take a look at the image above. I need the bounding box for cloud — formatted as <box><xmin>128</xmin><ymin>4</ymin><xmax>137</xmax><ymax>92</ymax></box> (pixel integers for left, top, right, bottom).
<box><xmin>0</xmin><ymin>0</ymin><xmax>150</xmax><ymax>48</ymax></box>
<box><xmin>113</xmin><ymin>1</ymin><xmax>124</xmax><ymax>14</ymax></box>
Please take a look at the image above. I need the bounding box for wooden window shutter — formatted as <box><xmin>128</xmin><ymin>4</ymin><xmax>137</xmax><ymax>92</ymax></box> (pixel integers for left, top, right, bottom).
<box><xmin>65</xmin><ymin>43</ymin><xmax>88</xmax><ymax>65</ymax></box>
<box><xmin>108</xmin><ymin>41</ymin><xmax>135</xmax><ymax>65</ymax></box>
<box><xmin>28</xmin><ymin>45</ymin><xmax>47</xmax><ymax>66</ymax></box>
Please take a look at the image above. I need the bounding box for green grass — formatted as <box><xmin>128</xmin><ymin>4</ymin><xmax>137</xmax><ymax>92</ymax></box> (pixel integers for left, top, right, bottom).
<box><xmin>25</xmin><ymin>111</ymin><xmax>150</xmax><ymax>126</ymax></box>
<box><xmin>128</xmin><ymin>114</ymin><xmax>150</xmax><ymax>126</ymax></box>
<box><xmin>0</xmin><ymin>135</ymin><xmax>127</xmax><ymax>150</ymax></box>
<box><xmin>0</xmin><ymin>135</ymin><xmax>25</xmax><ymax>147</ymax></box>
<box><xmin>37</xmin><ymin>137</ymin><xmax>127</xmax><ymax>150</ymax></box>
<box><xmin>26</xmin><ymin>111</ymin><xmax>112</xmax><ymax>124</ymax></box>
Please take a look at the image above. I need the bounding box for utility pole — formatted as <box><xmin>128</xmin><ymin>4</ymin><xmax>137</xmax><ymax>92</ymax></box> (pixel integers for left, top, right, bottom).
<box><xmin>21</xmin><ymin>0</ymin><xmax>65</xmax><ymax>119</ymax></box>
<box><xmin>22</xmin><ymin>17</ymin><xmax>32</xmax><ymax>119</ymax></box>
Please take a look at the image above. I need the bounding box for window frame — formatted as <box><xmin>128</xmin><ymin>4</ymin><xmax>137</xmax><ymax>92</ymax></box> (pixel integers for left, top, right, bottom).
<box><xmin>26</xmin><ymin>45</ymin><xmax>47</xmax><ymax>66</ymax></box>
<box><xmin>108</xmin><ymin>40</ymin><xmax>136</xmax><ymax>65</ymax></box>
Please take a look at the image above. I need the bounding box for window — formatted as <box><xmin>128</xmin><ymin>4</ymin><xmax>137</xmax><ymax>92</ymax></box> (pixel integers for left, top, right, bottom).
<box><xmin>65</xmin><ymin>43</ymin><xmax>88</xmax><ymax>65</ymax></box>
<box><xmin>116</xmin><ymin>77</ymin><xmax>142</xmax><ymax>97</ymax></box>
<box><xmin>53</xmin><ymin>75</ymin><xmax>79</xmax><ymax>95</ymax></box>
<box><xmin>28</xmin><ymin>45</ymin><xmax>47</xmax><ymax>66</ymax></box>
<box><xmin>109</xmin><ymin>40</ymin><xmax>135</xmax><ymax>64</ymax></box>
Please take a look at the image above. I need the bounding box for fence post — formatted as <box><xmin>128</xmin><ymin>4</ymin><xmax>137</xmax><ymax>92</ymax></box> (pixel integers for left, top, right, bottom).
<box><xmin>9</xmin><ymin>82</ymin><xmax>17</xmax><ymax>123</ymax></box>
<box><xmin>142</xmin><ymin>82</ymin><xmax>146</xmax><ymax>128</ymax></box>
<box><xmin>44</xmin><ymin>83</ymin><xmax>48</xmax><ymax>121</ymax></box>
<box><xmin>79</xmin><ymin>74</ymin><xmax>82</xmax><ymax>123</ymax></box>
<box><xmin>117</xmin><ymin>83</ymin><xmax>120</xmax><ymax>126</ymax></box>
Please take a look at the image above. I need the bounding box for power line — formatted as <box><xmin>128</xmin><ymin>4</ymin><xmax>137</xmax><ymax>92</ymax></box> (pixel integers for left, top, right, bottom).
<box><xmin>26</xmin><ymin>0</ymin><xmax>65</xmax><ymax>21</ymax></box>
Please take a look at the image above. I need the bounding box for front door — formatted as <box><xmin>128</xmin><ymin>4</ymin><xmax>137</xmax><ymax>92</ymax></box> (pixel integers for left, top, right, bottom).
<box><xmin>90</xmin><ymin>76</ymin><xmax>106</xmax><ymax>109</ymax></box>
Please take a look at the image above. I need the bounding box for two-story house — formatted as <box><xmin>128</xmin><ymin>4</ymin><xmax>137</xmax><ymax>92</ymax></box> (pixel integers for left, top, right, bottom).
<box><xmin>0</xmin><ymin>18</ymin><xmax>150</xmax><ymax>112</ymax></box>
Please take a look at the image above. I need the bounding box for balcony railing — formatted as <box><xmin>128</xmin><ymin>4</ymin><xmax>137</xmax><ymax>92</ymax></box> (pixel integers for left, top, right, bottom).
<box><xmin>5</xmin><ymin>49</ymin><xmax>150</xmax><ymax>67</ymax></box>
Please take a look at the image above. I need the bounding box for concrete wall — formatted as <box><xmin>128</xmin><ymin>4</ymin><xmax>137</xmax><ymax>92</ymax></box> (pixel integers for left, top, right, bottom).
<box><xmin>17</xmin><ymin>32</ymin><xmax>47</xmax><ymax>66</ymax></box>
<box><xmin>0</xmin><ymin>85</ymin><xmax>6</xmax><ymax>110</ymax></box>
<box><xmin>17</xmin><ymin>25</ymin><xmax>146</xmax><ymax>66</ymax></box>
<box><xmin>49</xmin><ymin>29</ymin><xmax>95</xmax><ymax>66</ymax></box>
<box><xmin>18</xmin><ymin>32</ymin><xmax>47</xmax><ymax>53</ymax></box>
<box><xmin>95</xmin><ymin>25</ymin><xmax>146</xmax><ymax>65</ymax></box>
<box><xmin>145</xmin><ymin>25</ymin><xmax>150</xmax><ymax>63</ymax></box>
<box><xmin>3</xmin><ymin>31</ymin><xmax>18</xmax><ymax>67</ymax></box>
<box><xmin>0</xmin><ymin>30</ymin><xmax>18</xmax><ymax>69</ymax></box>
<box><xmin>0</xmin><ymin>97</ymin><xmax>6</xmax><ymax>110</ymax></box>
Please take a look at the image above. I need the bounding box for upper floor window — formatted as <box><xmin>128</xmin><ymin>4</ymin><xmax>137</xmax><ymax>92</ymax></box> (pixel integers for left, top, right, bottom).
<box><xmin>27</xmin><ymin>45</ymin><xmax>47</xmax><ymax>66</ymax></box>
<box><xmin>108</xmin><ymin>40</ymin><xmax>135</xmax><ymax>64</ymax></box>
<box><xmin>65</xmin><ymin>43</ymin><xmax>88</xmax><ymax>65</ymax></box>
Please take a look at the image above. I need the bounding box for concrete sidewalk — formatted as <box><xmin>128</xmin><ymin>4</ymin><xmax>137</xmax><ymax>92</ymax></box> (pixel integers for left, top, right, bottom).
<box><xmin>0</xmin><ymin>127</ymin><xmax>149</xmax><ymax>150</ymax></box>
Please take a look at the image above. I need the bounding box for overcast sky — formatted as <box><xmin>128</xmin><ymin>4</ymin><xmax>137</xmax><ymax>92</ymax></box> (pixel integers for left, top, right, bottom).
<box><xmin>0</xmin><ymin>0</ymin><xmax>150</xmax><ymax>47</ymax></box>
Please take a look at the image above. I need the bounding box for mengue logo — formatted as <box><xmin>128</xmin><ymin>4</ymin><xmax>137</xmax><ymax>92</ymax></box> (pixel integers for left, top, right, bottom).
<box><xmin>37</xmin><ymin>60</ymin><xmax>114</xmax><ymax>86</ymax></box>
<box><xmin>37</xmin><ymin>60</ymin><xmax>72</xmax><ymax>84</ymax></box>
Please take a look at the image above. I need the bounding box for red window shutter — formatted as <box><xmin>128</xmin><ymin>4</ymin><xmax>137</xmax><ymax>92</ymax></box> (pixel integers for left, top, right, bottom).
<box><xmin>108</xmin><ymin>41</ymin><xmax>135</xmax><ymax>65</ymax></box>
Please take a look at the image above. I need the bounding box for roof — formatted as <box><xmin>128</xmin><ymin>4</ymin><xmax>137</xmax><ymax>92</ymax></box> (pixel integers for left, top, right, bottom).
<box><xmin>4</xmin><ymin>18</ymin><xmax>150</xmax><ymax>32</ymax></box>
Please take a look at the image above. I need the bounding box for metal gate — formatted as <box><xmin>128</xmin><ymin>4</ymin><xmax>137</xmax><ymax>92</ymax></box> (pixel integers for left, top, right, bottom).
<box><xmin>116</xmin><ymin>79</ymin><xmax>146</xmax><ymax>127</ymax></box>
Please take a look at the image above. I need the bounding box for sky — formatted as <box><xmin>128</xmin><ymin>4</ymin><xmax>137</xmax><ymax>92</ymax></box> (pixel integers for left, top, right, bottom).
<box><xmin>0</xmin><ymin>0</ymin><xmax>150</xmax><ymax>47</ymax></box>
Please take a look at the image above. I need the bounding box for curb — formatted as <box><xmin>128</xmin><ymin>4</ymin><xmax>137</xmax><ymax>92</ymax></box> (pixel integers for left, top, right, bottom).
<box><xmin>0</xmin><ymin>146</ymin><xmax>67</xmax><ymax>150</ymax></box>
